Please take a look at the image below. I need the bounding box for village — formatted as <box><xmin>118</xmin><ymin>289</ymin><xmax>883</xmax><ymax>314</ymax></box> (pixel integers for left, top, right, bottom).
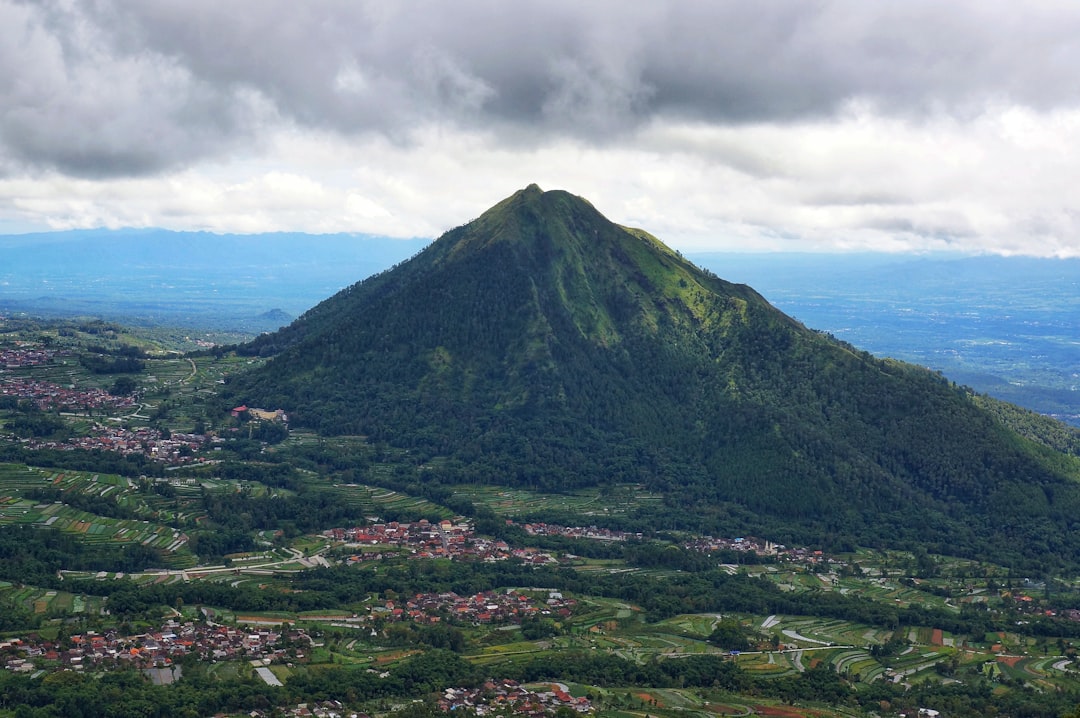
<box><xmin>16</xmin><ymin>424</ymin><xmax>207</xmax><ymax>465</ymax></box>
<box><xmin>0</xmin><ymin>376</ymin><xmax>136</xmax><ymax>412</ymax></box>
<box><xmin>518</xmin><ymin>522</ymin><xmax>641</xmax><ymax>542</ymax></box>
<box><xmin>0</xmin><ymin>618</ymin><xmax>315</xmax><ymax>677</ymax></box>
<box><xmin>0</xmin><ymin>345</ymin><xmax>68</xmax><ymax>369</ymax></box>
<box><xmin>438</xmin><ymin>679</ymin><xmax>592</xmax><ymax>715</ymax></box>
<box><xmin>372</xmin><ymin>589</ymin><xmax>574</xmax><ymax>626</ymax></box>
<box><xmin>327</xmin><ymin>520</ymin><xmax>560</xmax><ymax>566</ymax></box>
<box><xmin>0</xmin><ymin>585</ymin><xmax>575</xmax><ymax>679</ymax></box>
<box><xmin>682</xmin><ymin>534</ymin><xmax>833</xmax><ymax>563</ymax></box>
<box><xmin>513</xmin><ymin>520</ymin><xmax>832</xmax><ymax>566</ymax></box>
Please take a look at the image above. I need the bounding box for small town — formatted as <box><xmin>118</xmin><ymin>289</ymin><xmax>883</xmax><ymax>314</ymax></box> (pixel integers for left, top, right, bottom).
<box><xmin>438</xmin><ymin>680</ymin><xmax>592</xmax><ymax>716</ymax></box>
<box><xmin>0</xmin><ymin>377</ymin><xmax>136</xmax><ymax>412</ymax></box>
<box><xmin>0</xmin><ymin>619</ymin><xmax>314</xmax><ymax>677</ymax></box>
<box><xmin>518</xmin><ymin>522</ymin><xmax>641</xmax><ymax>542</ymax></box>
<box><xmin>0</xmin><ymin>345</ymin><xmax>67</xmax><ymax>368</ymax></box>
<box><xmin>371</xmin><ymin>589</ymin><xmax>574</xmax><ymax>626</ymax></box>
<box><xmin>17</xmin><ymin>424</ymin><xmax>207</xmax><ymax>464</ymax></box>
<box><xmin>682</xmin><ymin>534</ymin><xmax>835</xmax><ymax>563</ymax></box>
<box><xmin>328</xmin><ymin>521</ymin><xmax>560</xmax><ymax>565</ymax></box>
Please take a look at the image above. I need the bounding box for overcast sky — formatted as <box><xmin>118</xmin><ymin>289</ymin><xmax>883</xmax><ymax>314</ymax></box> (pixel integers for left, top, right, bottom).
<box><xmin>2</xmin><ymin>1</ymin><xmax>1079</xmax><ymax>256</ymax></box>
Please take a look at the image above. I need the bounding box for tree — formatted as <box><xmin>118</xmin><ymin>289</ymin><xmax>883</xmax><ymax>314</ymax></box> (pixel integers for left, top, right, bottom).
<box><xmin>109</xmin><ymin>376</ymin><xmax>138</xmax><ymax>396</ymax></box>
<box><xmin>707</xmin><ymin>620</ymin><xmax>752</xmax><ymax>652</ymax></box>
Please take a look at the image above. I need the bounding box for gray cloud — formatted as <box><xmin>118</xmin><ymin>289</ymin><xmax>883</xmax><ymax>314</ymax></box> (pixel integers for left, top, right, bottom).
<box><xmin>4</xmin><ymin>1</ymin><xmax>1080</xmax><ymax>177</ymax></box>
<box><xmin>0</xmin><ymin>0</ymin><xmax>265</xmax><ymax>177</ymax></box>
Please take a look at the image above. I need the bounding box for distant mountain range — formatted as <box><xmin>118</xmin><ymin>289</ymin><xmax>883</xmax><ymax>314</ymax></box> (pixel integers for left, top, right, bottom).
<box><xmin>0</xmin><ymin>229</ymin><xmax>429</xmax><ymax>332</ymax></box>
<box><xmin>225</xmin><ymin>185</ymin><xmax>1080</xmax><ymax>568</ymax></box>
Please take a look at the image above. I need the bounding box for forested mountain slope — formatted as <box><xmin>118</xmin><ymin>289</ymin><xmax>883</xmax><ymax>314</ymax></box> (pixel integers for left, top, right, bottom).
<box><xmin>229</xmin><ymin>185</ymin><xmax>1080</xmax><ymax>566</ymax></box>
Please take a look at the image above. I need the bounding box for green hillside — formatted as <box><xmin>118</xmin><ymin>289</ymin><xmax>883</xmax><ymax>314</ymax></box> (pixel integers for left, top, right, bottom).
<box><xmin>229</xmin><ymin>185</ymin><xmax>1080</xmax><ymax>567</ymax></box>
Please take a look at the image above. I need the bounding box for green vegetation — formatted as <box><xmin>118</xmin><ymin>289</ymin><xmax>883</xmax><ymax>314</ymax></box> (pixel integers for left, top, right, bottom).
<box><xmin>7</xmin><ymin>188</ymin><xmax>1080</xmax><ymax>715</ymax></box>
<box><xmin>226</xmin><ymin>185</ymin><xmax>1080</xmax><ymax>570</ymax></box>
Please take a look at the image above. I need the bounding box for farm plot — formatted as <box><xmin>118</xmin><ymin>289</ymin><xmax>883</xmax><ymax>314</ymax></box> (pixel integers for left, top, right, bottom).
<box><xmin>736</xmin><ymin>651</ymin><xmax>800</xmax><ymax>677</ymax></box>
<box><xmin>0</xmin><ymin>463</ymin><xmax>62</xmax><ymax>493</ymax></box>
<box><xmin>165</xmin><ymin>475</ymin><xmax>293</xmax><ymax>524</ymax></box>
<box><xmin>319</xmin><ymin>483</ymin><xmax>450</xmax><ymax>519</ymax></box>
<box><xmin>30</xmin><ymin>506</ymin><xmax>193</xmax><ymax>567</ymax></box>
<box><xmin>828</xmin><ymin>649</ymin><xmax>884</xmax><ymax>682</ymax></box>
<box><xmin>754</xmin><ymin>615</ymin><xmax>922</xmax><ymax>677</ymax></box>
<box><xmin>885</xmin><ymin>648</ymin><xmax>949</xmax><ymax>683</ymax></box>
<box><xmin>451</xmin><ymin>485</ymin><xmax>662</xmax><ymax>519</ymax></box>
<box><xmin>655</xmin><ymin>614</ymin><xmax>725</xmax><ymax>637</ymax></box>
<box><xmin>766</xmin><ymin>617</ymin><xmax>838</xmax><ymax>648</ymax></box>
<box><xmin>0</xmin><ymin>464</ymin><xmax>173</xmax><ymax>520</ymax></box>
<box><xmin>0</xmin><ymin>583</ymin><xmax>106</xmax><ymax>617</ymax></box>
<box><xmin>6</xmin><ymin>360</ymin><xmax>93</xmax><ymax>388</ymax></box>
<box><xmin>0</xmin><ymin>464</ymin><xmax>196</xmax><ymax>566</ymax></box>
<box><xmin>468</xmin><ymin>641</ymin><xmax>556</xmax><ymax>667</ymax></box>
<box><xmin>1015</xmin><ymin>655</ymin><xmax>1080</xmax><ymax>693</ymax></box>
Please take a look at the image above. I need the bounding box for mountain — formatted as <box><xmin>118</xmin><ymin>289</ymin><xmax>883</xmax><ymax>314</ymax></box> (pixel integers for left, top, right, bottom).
<box><xmin>230</xmin><ymin>185</ymin><xmax>1080</xmax><ymax>566</ymax></box>
<box><xmin>686</xmin><ymin>252</ymin><xmax>1080</xmax><ymax>426</ymax></box>
<box><xmin>256</xmin><ymin>308</ymin><xmax>293</xmax><ymax>325</ymax></box>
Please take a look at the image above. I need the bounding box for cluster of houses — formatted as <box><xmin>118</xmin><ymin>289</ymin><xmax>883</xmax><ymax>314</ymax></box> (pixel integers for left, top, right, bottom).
<box><xmin>370</xmin><ymin>589</ymin><xmax>574</xmax><ymax>626</ymax></box>
<box><xmin>518</xmin><ymin>522</ymin><xmax>641</xmax><ymax>542</ymax></box>
<box><xmin>438</xmin><ymin>680</ymin><xmax>592</xmax><ymax>715</ymax></box>
<box><xmin>271</xmin><ymin>685</ymin><xmax>591</xmax><ymax>718</ymax></box>
<box><xmin>19</xmin><ymin>424</ymin><xmax>207</xmax><ymax>464</ymax></box>
<box><xmin>0</xmin><ymin>619</ymin><xmax>313</xmax><ymax>675</ymax></box>
<box><xmin>516</xmin><ymin>523</ymin><xmax>834</xmax><ymax>567</ymax></box>
<box><xmin>268</xmin><ymin>701</ymin><xmax>364</xmax><ymax>718</ymax></box>
<box><xmin>680</xmin><ymin>535</ymin><xmax>832</xmax><ymax>563</ymax></box>
<box><xmin>327</xmin><ymin>518</ymin><xmax>470</xmax><ymax>549</ymax></box>
<box><xmin>512</xmin><ymin>523</ymin><xmax>838</xmax><ymax>566</ymax></box>
<box><xmin>0</xmin><ymin>345</ymin><xmax>66</xmax><ymax>368</ymax></box>
<box><xmin>230</xmin><ymin>405</ymin><xmax>289</xmax><ymax>422</ymax></box>
<box><xmin>327</xmin><ymin>520</ymin><xmax>559</xmax><ymax>565</ymax></box>
<box><xmin>0</xmin><ymin>377</ymin><xmax>136</xmax><ymax>412</ymax></box>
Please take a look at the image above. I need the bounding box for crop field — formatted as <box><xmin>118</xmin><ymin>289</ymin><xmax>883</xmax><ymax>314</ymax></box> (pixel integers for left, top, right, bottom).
<box><xmin>0</xmin><ymin>464</ymin><xmax>164</xmax><ymax>516</ymax></box>
<box><xmin>8</xmin><ymin>325</ymin><xmax>1080</xmax><ymax>715</ymax></box>
<box><xmin>0</xmin><ymin>582</ymin><xmax>106</xmax><ymax>618</ymax></box>
<box><xmin>172</xmin><ymin>474</ymin><xmax>292</xmax><ymax>499</ymax></box>
<box><xmin>450</xmin><ymin>484</ymin><xmax>662</xmax><ymax>519</ymax></box>
<box><xmin>1</xmin><ymin>462</ymin><xmax>306</xmax><ymax>531</ymax></box>
<box><xmin>0</xmin><ymin>464</ymin><xmax>197</xmax><ymax>567</ymax></box>
<box><xmin>735</xmin><ymin>651</ymin><xmax>798</xmax><ymax>676</ymax></box>
<box><xmin>318</xmin><ymin>482</ymin><xmax>450</xmax><ymax>519</ymax></box>
<box><xmin>5</xmin><ymin>357</ymin><xmax>104</xmax><ymax>390</ymax></box>
<box><xmin>841</xmin><ymin>578</ymin><xmax>956</xmax><ymax>612</ymax></box>
<box><xmin>653</xmin><ymin>614</ymin><xmax>727</xmax><ymax>636</ymax></box>
<box><xmin>752</xmin><ymin>565</ymin><xmax>963</xmax><ymax>619</ymax></box>
<box><xmin>592</xmin><ymin>686</ymin><xmax>858</xmax><ymax>718</ymax></box>
<box><xmin>138</xmin><ymin>354</ymin><xmax>265</xmax><ymax>430</ymax></box>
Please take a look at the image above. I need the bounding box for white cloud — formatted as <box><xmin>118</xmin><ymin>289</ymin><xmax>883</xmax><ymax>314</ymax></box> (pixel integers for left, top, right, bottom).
<box><xmin>1</xmin><ymin>1</ymin><xmax>1079</xmax><ymax>256</ymax></box>
<box><xmin>2</xmin><ymin>102</ymin><xmax>1079</xmax><ymax>257</ymax></box>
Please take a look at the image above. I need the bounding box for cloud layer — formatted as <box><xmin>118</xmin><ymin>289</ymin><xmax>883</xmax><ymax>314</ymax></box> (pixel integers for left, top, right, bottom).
<box><xmin>2</xmin><ymin>1</ymin><xmax>1079</xmax><ymax>255</ymax></box>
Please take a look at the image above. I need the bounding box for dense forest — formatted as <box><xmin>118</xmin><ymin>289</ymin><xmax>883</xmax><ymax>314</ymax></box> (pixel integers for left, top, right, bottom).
<box><xmin>227</xmin><ymin>186</ymin><xmax>1080</xmax><ymax>568</ymax></box>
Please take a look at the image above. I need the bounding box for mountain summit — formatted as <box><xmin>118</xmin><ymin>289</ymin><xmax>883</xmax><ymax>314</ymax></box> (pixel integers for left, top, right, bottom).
<box><xmin>232</xmin><ymin>186</ymin><xmax>1080</xmax><ymax>563</ymax></box>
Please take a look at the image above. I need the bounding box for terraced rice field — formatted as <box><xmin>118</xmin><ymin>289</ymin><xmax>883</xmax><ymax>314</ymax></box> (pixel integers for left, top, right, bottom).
<box><xmin>451</xmin><ymin>485</ymin><xmax>662</xmax><ymax>519</ymax></box>
<box><xmin>320</xmin><ymin>482</ymin><xmax>450</xmax><ymax>519</ymax></box>
<box><xmin>0</xmin><ymin>582</ymin><xmax>106</xmax><ymax>617</ymax></box>
<box><xmin>737</xmin><ymin>651</ymin><xmax>798</xmax><ymax>676</ymax></box>
<box><xmin>0</xmin><ymin>464</ymin><xmax>197</xmax><ymax>568</ymax></box>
